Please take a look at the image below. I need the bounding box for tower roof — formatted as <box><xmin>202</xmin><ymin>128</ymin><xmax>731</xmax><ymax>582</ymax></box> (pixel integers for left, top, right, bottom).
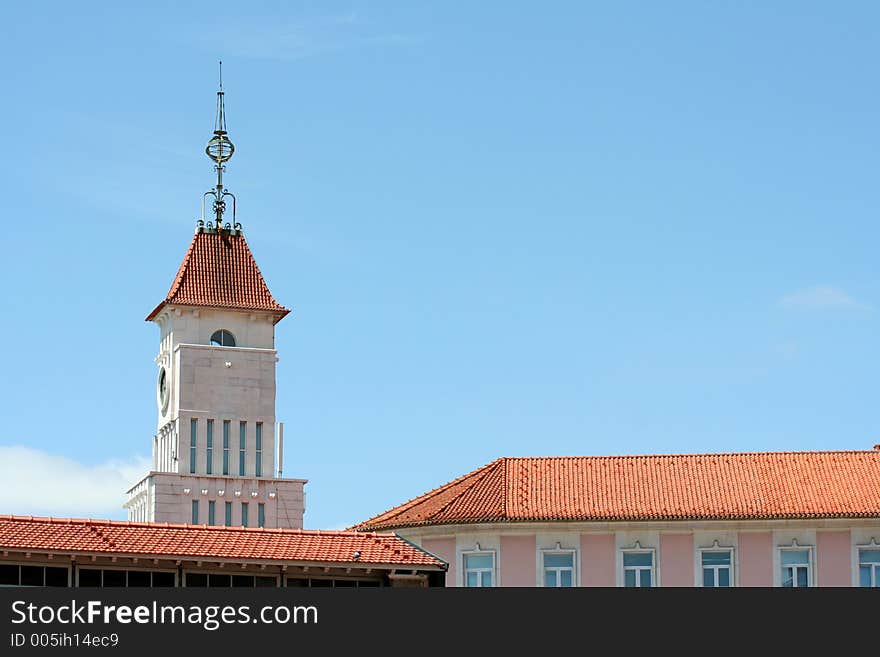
<box><xmin>146</xmin><ymin>228</ymin><xmax>290</xmax><ymax>323</ymax></box>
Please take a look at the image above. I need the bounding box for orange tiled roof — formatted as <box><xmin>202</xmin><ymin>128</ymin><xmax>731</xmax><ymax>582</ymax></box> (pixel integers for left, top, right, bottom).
<box><xmin>353</xmin><ymin>450</ymin><xmax>880</xmax><ymax>531</ymax></box>
<box><xmin>146</xmin><ymin>229</ymin><xmax>290</xmax><ymax>323</ymax></box>
<box><xmin>0</xmin><ymin>516</ymin><xmax>444</xmax><ymax>568</ymax></box>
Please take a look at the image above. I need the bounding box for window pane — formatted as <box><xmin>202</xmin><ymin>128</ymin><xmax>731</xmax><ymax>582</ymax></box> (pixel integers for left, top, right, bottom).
<box><xmin>127</xmin><ymin>571</ymin><xmax>151</xmax><ymax>587</ymax></box>
<box><xmin>209</xmin><ymin>574</ymin><xmax>231</xmax><ymax>587</ymax></box>
<box><xmin>624</xmin><ymin>570</ymin><xmax>636</xmax><ymax>587</ymax></box>
<box><xmin>103</xmin><ymin>570</ymin><xmax>125</xmax><ymax>587</ymax></box>
<box><xmin>703</xmin><ymin>568</ymin><xmax>715</xmax><ymax>587</ymax></box>
<box><xmin>859</xmin><ymin>549</ymin><xmax>880</xmax><ymax>564</ymax></box>
<box><xmin>225</xmin><ymin>502</ymin><xmax>232</xmax><ymax>526</ymax></box>
<box><xmin>718</xmin><ymin>568</ymin><xmax>730</xmax><ymax>587</ymax></box>
<box><xmin>78</xmin><ymin>569</ymin><xmax>101</xmax><ymax>587</ymax></box>
<box><xmin>45</xmin><ymin>567</ymin><xmax>68</xmax><ymax>587</ymax></box>
<box><xmin>624</xmin><ymin>552</ymin><xmax>652</xmax><ymax>567</ymax></box>
<box><xmin>481</xmin><ymin>571</ymin><xmax>493</xmax><ymax>587</ymax></box>
<box><xmin>639</xmin><ymin>569</ymin><xmax>652</xmax><ymax>588</ymax></box>
<box><xmin>20</xmin><ymin>566</ymin><xmax>43</xmax><ymax>586</ymax></box>
<box><xmin>781</xmin><ymin>568</ymin><xmax>794</xmax><ymax>587</ymax></box>
<box><xmin>256</xmin><ymin>576</ymin><xmax>276</xmax><ymax>588</ymax></box>
<box><xmin>186</xmin><ymin>573</ymin><xmax>208</xmax><ymax>587</ymax></box>
<box><xmin>465</xmin><ymin>554</ymin><xmax>493</xmax><ymax>570</ymax></box>
<box><xmin>560</xmin><ymin>570</ymin><xmax>572</xmax><ymax>587</ymax></box>
<box><xmin>465</xmin><ymin>572</ymin><xmax>478</xmax><ymax>587</ymax></box>
<box><xmin>545</xmin><ymin>553</ymin><xmax>573</xmax><ymax>568</ymax></box>
<box><xmin>796</xmin><ymin>567</ymin><xmax>808</xmax><ymax>587</ymax></box>
<box><xmin>0</xmin><ymin>565</ymin><xmax>19</xmax><ymax>585</ymax></box>
<box><xmin>545</xmin><ymin>571</ymin><xmax>557</xmax><ymax>587</ymax></box>
<box><xmin>781</xmin><ymin>550</ymin><xmax>809</xmax><ymax>566</ymax></box>
<box><xmin>702</xmin><ymin>551</ymin><xmax>731</xmax><ymax>566</ymax></box>
<box><xmin>153</xmin><ymin>572</ymin><xmax>175</xmax><ymax>587</ymax></box>
<box><xmin>859</xmin><ymin>565</ymin><xmax>872</xmax><ymax>587</ymax></box>
<box><xmin>191</xmin><ymin>500</ymin><xmax>199</xmax><ymax>524</ymax></box>
<box><xmin>232</xmin><ymin>575</ymin><xmax>254</xmax><ymax>588</ymax></box>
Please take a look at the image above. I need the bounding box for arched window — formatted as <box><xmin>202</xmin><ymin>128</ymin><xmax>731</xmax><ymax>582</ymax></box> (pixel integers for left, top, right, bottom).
<box><xmin>210</xmin><ymin>329</ymin><xmax>236</xmax><ymax>347</ymax></box>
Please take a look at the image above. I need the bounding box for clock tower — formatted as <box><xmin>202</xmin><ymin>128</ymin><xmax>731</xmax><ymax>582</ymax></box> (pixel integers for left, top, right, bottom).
<box><xmin>125</xmin><ymin>68</ymin><xmax>306</xmax><ymax>529</ymax></box>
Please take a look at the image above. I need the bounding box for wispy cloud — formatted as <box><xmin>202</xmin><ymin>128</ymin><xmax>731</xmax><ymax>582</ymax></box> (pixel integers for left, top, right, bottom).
<box><xmin>778</xmin><ymin>285</ymin><xmax>872</xmax><ymax>311</ymax></box>
<box><xmin>183</xmin><ymin>14</ymin><xmax>420</xmax><ymax>62</ymax></box>
<box><xmin>0</xmin><ymin>446</ymin><xmax>149</xmax><ymax>519</ymax></box>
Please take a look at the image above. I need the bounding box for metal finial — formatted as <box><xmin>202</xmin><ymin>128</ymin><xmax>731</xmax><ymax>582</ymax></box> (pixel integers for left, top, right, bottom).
<box><xmin>201</xmin><ymin>62</ymin><xmax>239</xmax><ymax>231</ymax></box>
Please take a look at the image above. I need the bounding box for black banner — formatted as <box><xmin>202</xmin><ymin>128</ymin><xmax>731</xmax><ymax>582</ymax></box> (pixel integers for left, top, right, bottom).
<box><xmin>0</xmin><ymin>588</ymin><xmax>875</xmax><ymax>653</ymax></box>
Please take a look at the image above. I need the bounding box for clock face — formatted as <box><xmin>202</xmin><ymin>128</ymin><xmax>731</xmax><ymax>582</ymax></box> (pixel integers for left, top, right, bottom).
<box><xmin>157</xmin><ymin>366</ymin><xmax>170</xmax><ymax>414</ymax></box>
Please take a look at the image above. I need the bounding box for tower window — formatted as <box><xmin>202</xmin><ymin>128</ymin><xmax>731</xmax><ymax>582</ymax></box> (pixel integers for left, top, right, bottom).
<box><xmin>206</xmin><ymin>420</ymin><xmax>214</xmax><ymax>475</ymax></box>
<box><xmin>222</xmin><ymin>420</ymin><xmax>230</xmax><ymax>475</ymax></box>
<box><xmin>255</xmin><ymin>422</ymin><xmax>263</xmax><ymax>478</ymax></box>
<box><xmin>210</xmin><ymin>329</ymin><xmax>236</xmax><ymax>347</ymax></box>
<box><xmin>239</xmin><ymin>422</ymin><xmax>246</xmax><ymax>476</ymax></box>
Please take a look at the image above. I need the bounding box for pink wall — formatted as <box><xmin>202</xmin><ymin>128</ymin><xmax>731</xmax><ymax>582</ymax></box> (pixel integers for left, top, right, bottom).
<box><xmin>738</xmin><ymin>532</ymin><xmax>773</xmax><ymax>586</ymax></box>
<box><xmin>817</xmin><ymin>531</ymin><xmax>851</xmax><ymax>587</ymax></box>
<box><xmin>500</xmin><ymin>535</ymin><xmax>536</xmax><ymax>586</ymax></box>
<box><xmin>422</xmin><ymin>538</ymin><xmax>456</xmax><ymax>588</ymax></box>
<box><xmin>660</xmin><ymin>534</ymin><xmax>694</xmax><ymax>586</ymax></box>
<box><xmin>581</xmin><ymin>534</ymin><xmax>615</xmax><ymax>587</ymax></box>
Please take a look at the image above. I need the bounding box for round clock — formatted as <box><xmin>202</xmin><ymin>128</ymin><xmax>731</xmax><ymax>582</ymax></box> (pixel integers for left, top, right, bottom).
<box><xmin>157</xmin><ymin>366</ymin><xmax>170</xmax><ymax>414</ymax></box>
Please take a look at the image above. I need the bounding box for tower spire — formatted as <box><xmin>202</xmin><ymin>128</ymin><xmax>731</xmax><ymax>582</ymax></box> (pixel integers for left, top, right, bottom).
<box><xmin>202</xmin><ymin>60</ymin><xmax>238</xmax><ymax>231</ymax></box>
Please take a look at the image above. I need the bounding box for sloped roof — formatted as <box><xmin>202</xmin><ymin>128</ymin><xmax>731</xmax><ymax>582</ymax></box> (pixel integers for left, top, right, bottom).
<box><xmin>146</xmin><ymin>229</ymin><xmax>290</xmax><ymax>323</ymax></box>
<box><xmin>0</xmin><ymin>516</ymin><xmax>444</xmax><ymax>568</ymax></box>
<box><xmin>353</xmin><ymin>450</ymin><xmax>880</xmax><ymax>531</ymax></box>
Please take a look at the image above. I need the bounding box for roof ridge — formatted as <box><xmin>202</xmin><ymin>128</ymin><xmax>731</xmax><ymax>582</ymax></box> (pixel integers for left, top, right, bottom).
<box><xmin>501</xmin><ymin>450</ymin><xmax>880</xmax><ymax>460</ymax></box>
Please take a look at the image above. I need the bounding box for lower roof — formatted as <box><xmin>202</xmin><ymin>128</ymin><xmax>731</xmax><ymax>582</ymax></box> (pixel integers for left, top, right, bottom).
<box><xmin>0</xmin><ymin>516</ymin><xmax>444</xmax><ymax>569</ymax></box>
<box><xmin>353</xmin><ymin>450</ymin><xmax>880</xmax><ymax>532</ymax></box>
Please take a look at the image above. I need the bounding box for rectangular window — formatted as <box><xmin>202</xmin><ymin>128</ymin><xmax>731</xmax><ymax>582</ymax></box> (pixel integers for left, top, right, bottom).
<box><xmin>858</xmin><ymin>548</ymin><xmax>880</xmax><ymax>587</ymax></box>
<box><xmin>191</xmin><ymin>500</ymin><xmax>199</xmax><ymax>525</ymax></box>
<box><xmin>701</xmin><ymin>549</ymin><xmax>733</xmax><ymax>587</ymax></box>
<box><xmin>255</xmin><ymin>422</ymin><xmax>263</xmax><ymax>477</ymax></box>
<box><xmin>239</xmin><ymin>422</ymin><xmax>246</xmax><ymax>476</ymax></box>
<box><xmin>463</xmin><ymin>553</ymin><xmax>494</xmax><ymax>587</ymax></box>
<box><xmin>241</xmin><ymin>502</ymin><xmax>249</xmax><ymax>527</ymax></box>
<box><xmin>222</xmin><ymin>420</ymin><xmax>230</xmax><ymax>475</ymax></box>
<box><xmin>206</xmin><ymin>419</ymin><xmax>214</xmax><ymax>475</ymax></box>
<box><xmin>208</xmin><ymin>501</ymin><xmax>216</xmax><ymax>526</ymax></box>
<box><xmin>225</xmin><ymin>501</ymin><xmax>232</xmax><ymax>527</ymax></box>
<box><xmin>189</xmin><ymin>419</ymin><xmax>197</xmax><ymax>474</ymax></box>
<box><xmin>543</xmin><ymin>551</ymin><xmax>575</xmax><ymax>587</ymax></box>
<box><xmin>780</xmin><ymin>549</ymin><xmax>811</xmax><ymax>587</ymax></box>
<box><xmin>623</xmin><ymin>551</ymin><xmax>654</xmax><ymax>587</ymax></box>
<box><xmin>258</xmin><ymin>503</ymin><xmax>265</xmax><ymax>528</ymax></box>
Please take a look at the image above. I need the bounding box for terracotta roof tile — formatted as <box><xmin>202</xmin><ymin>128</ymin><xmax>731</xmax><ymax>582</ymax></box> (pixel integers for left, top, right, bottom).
<box><xmin>146</xmin><ymin>229</ymin><xmax>289</xmax><ymax>323</ymax></box>
<box><xmin>0</xmin><ymin>516</ymin><xmax>444</xmax><ymax>568</ymax></box>
<box><xmin>353</xmin><ymin>450</ymin><xmax>880</xmax><ymax>531</ymax></box>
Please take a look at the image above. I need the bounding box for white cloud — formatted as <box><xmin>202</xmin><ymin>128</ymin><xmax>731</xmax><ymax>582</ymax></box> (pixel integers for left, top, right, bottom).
<box><xmin>778</xmin><ymin>285</ymin><xmax>872</xmax><ymax>311</ymax></box>
<box><xmin>0</xmin><ymin>446</ymin><xmax>150</xmax><ymax>520</ymax></box>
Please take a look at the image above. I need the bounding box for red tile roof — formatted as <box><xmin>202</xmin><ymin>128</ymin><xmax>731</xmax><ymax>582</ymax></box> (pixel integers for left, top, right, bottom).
<box><xmin>0</xmin><ymin>516</ymin><xmax>444</xmax><ymax>568</ymax></box>
<box><xmin>146</xmin><ymin>229</ymin><xmax>290</xmax><ymax>323</ymax></box>
<box><xmin>353</xmin><ymin>450</ymin><xmax>880</xmax><ymax>531</ymax></box>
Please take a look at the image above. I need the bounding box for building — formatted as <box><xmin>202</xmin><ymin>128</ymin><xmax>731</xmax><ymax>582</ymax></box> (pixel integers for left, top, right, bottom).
<box><xmin>353</xmin><ymin>451</ymin><xmax>880</xmax><ymax>587</ymax></box>
<box><xmin>0</xmin><ymin>73</ymin><xmax>449</xmax><ymax>588</ymax></box>
<box><xmin>0</xmin><ymin>516</ymin><xmax>446</xmax><ymax>587</ymax></box>
<box><xmin>124</xmin><ymin>73</ymin><xmax>305</xmax><ymax>529</ymax></box>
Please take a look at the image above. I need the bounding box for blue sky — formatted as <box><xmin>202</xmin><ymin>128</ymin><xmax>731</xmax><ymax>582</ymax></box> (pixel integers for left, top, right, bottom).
<box><xmin>1</xmin><ymin>2</ymin><xmax>878</xmax><ymax>529</ymax></box>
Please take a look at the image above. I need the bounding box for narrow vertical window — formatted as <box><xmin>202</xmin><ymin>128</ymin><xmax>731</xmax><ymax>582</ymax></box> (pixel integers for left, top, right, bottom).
<box><xmin>208</xmin><ymin>501</ymin><xmax>216</xmax><ymax>526</ymax></box>
<box><xmin>241</xmin><ymin>502</ymin><xmax>249</xmax><ymax>527</ymax></box>
<box><xmin>463</xmin><ymin>553</ymin><xmax>494</xmax><ymax>587</ymax></box>
<box><xmin>780</xmin><ymin>549</ymin><xmax>811</xmax><ymax>587</ymax></box>
<box><xmin>623</xmin><ymin>550</ymin><xmax>654</xmax><ymax>587</ymax></box>
<box><xmin>222</xmin><ymin>421</ymin><xmax>230</xmax><ymax>475</ymax></box>
<box><xmin>859</xmin><ymin>548</ymin><xmax>880</xmax><ymax>587</ymax></box>
<box><xmin>191</xmin><ymin>500</ymin><xmax>199</xmax><ymax>524</ymax></box>
<box><xmin>258</xmin><ymin>503</ymin><xmax>265</xmax><ymax>528</ymax></box>
<box><xmin>189</xmin><ymin>419</ymin><xmax>197</xmax><ymax>474</ymax></box>
<box><xmin>255</xmin><ymin>422</ymin><xmax>263</xmax><ymax>477</ymax></box>
<box><xmin>239</xmin><ymin>422</ymin><xmax>246</xmax><ymax>476</ymax></box>
<box><xmin>206</xmin><ymin>420</ymin><xmax>214</xmax><ymax>475</ymax></box>
<box><xmin>224</xmin><ymin>502</ymin><xmax>232</xmax><ymax>527</ymax></box>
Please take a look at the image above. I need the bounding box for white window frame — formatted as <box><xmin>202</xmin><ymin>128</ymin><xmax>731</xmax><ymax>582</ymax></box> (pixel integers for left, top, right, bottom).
<box><xmin>698</xmin><ymin>541</ymin><xmax>735</xmax><ymax>588</ymax></box>
<box><xmin>540</xmin><ymin>543</ymin><xmax>577</xmax><ymax>588</ymax></box>
<box><xmin>462</xmin><ymin>547</ymin><xmax>496</xmax><ymax>588</ymax></box>
<box><xmin>620</xmin><ymin>541</ymin><xmax>655</xmax><ymax>588</ymax></box>
<box><xmin>778</xmin><ymin>540</ymin><xmax>814</xmax><ymax>588</ymax></box>
<box><xmin>856</xmin><ymin>538</ymin><xmax>880</xmax><ymax>588</ymax></box>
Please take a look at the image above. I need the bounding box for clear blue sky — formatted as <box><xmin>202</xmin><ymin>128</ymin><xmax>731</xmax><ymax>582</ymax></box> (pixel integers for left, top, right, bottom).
<box><xmin>1</xmin><ymin>1</ymin><xmax>878</xmax><ymax>529</ymax></box>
